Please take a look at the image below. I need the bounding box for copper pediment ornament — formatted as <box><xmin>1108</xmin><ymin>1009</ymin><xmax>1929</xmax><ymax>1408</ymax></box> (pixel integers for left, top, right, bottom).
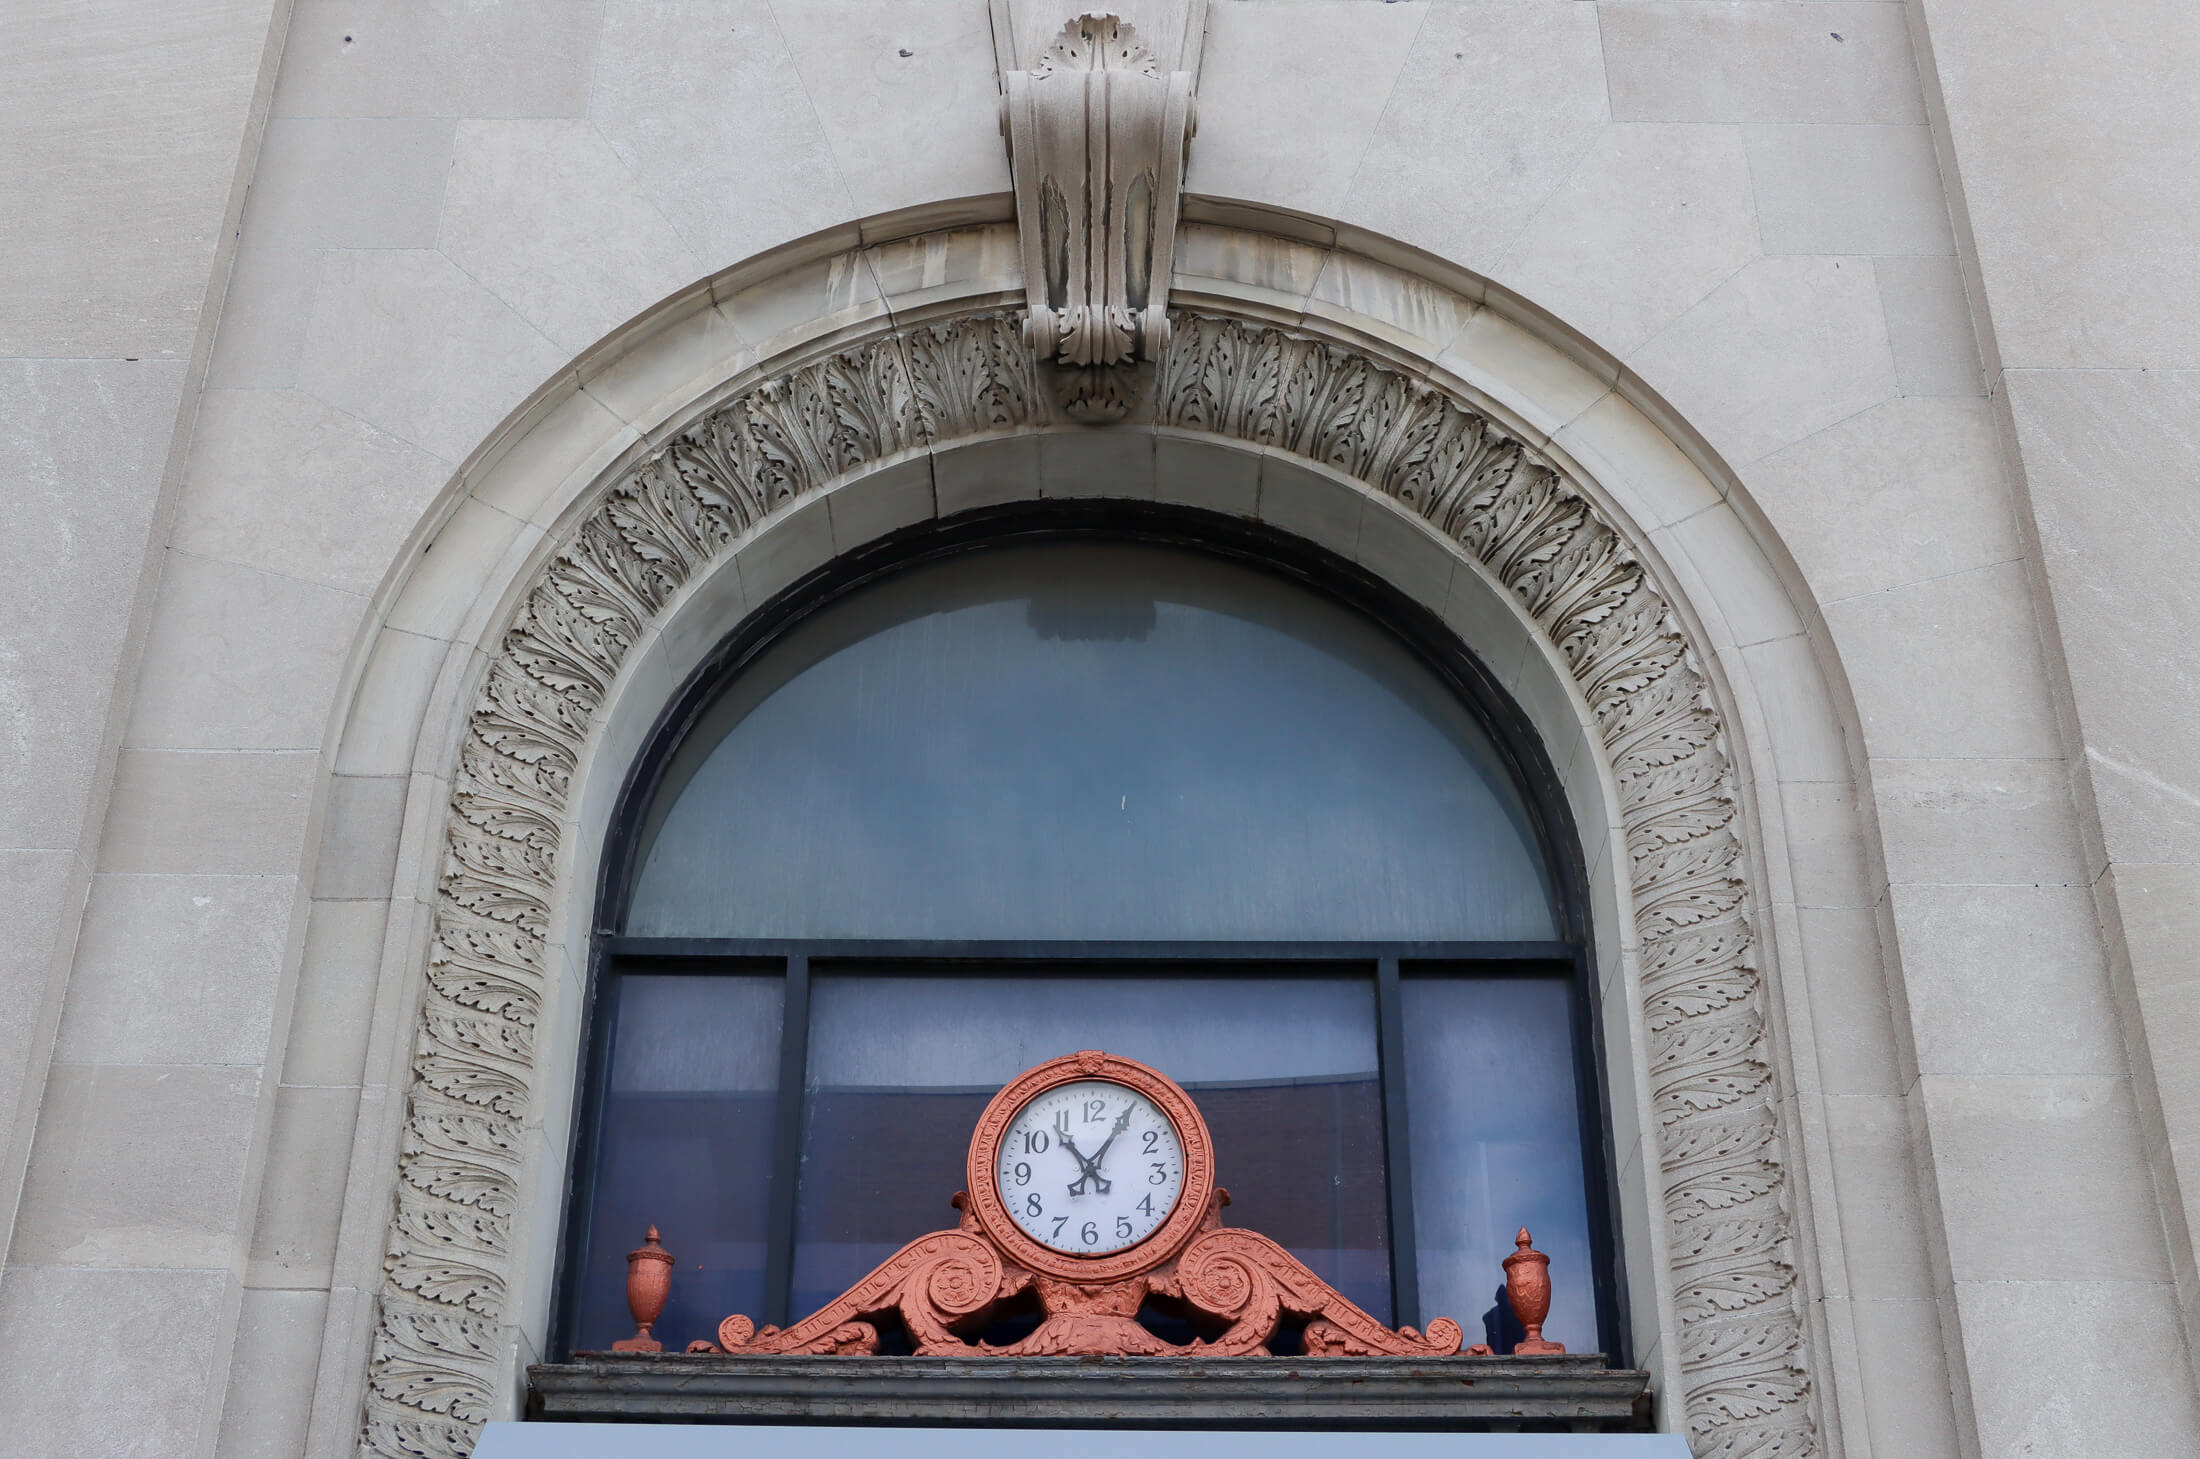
<box><xmin>612</xmin><ymin>1051</ymin><xmax>1564</xmax><ymax>1359</ymax></box>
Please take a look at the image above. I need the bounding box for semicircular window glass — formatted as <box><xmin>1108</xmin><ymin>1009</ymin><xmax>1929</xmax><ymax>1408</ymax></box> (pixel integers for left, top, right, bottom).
<box><xmin>624</xmin><ymin>539</ymin><xmax>1559</xmax><ymax>941</ymax></box>
<box><xmin>567</xmin><ymin>537</ymin><xmax>1613</xmax><ymax>1363</ymax></box>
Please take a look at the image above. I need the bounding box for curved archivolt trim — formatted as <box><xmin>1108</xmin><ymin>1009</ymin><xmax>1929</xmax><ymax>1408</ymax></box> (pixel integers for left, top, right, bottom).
<box><xmin>362</xmin><ymin>308</ymin><xmax>1814</xmax><ymax>1459</ymax></box>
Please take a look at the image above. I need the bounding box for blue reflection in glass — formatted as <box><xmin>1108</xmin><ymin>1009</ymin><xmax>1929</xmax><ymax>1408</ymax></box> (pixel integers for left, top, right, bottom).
<box><xmin>573</xmin><ymin>976</ymin><xmax>782</xmax><ymax>1353</ymax></box>
<box><xmin>1402</xmin><ymin>977</ymin><xmax>1600</xmax><ymax>1353</ymax></box>
<box><xmin>626</xmin><ymin>541</ymin><xmax>1557</xmax><ymax>941</ymax></box>
<box><xmin>792</xmin><ymin>974</ymin><xmax>1390</xmax><ymax>1324</ymax></box>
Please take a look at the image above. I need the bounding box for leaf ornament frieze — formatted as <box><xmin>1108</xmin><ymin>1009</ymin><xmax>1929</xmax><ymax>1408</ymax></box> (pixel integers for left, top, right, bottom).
<box><xmin>364</xmin><ymin>307</ymin><xmax>1814</xmax><ymax>1459</ymax></box>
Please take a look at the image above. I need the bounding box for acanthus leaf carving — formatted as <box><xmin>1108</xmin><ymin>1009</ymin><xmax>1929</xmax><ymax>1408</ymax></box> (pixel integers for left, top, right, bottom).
<box><xmin>398</xmin><ymin>1106</ymin><xmax>522</xmax><ymax>1216</ymax></box>
<box><xmin>430</xmin><ymin>936</ymin><xmax>544</xmax><ymax>1022</ymax></box>
<box><xmin>396</xmin><ymin>1196</ymin><xmax>507</xmax><ymax>1259</ymax></box>
<box><xmin>907</xmin><ymin>315</ymin><xmax>1038</xmax><ymax>438</ymax></box>
<box><xmin>1675</xmin><ymin>1265</ymin><xmax>1800</xmax><ymax>1324</ymax></box>
<box><xmin>1672</xmin><ymin>1213</ymin><xmax>1792</xmax><ymax>1275</ymax></box>
<box><xmin>385</xmin><ymin>1242</ymin><xmax>507</xmax><ymax>1316</ymax></box>
<box><xmin>410</xmin><ymin>1019</ymin><xmax>532</xmax><ymax>1116</ymax></box>
<box><xmin>365</xmin><ymin>303</ymin><xmax>1815</xmax><ymax>1459</ymax></box>
<box><xmin>1693</xmin><ymin>1421</ymin><xmax>1820</xmax><ymax>1459</ymax></box>
<box><xmin>1666</xmin><ymin>1161</ymin><xmax>1787</xmax><ymax>1219</ymax></box>
<box><xmin>369</xmin><ymin>1299</ymin><xmax>499</xmax><ymax>1421</ymax></box>
<box><xmin>1644</xmin><ymin>975</ymin><xmax>1757</xmax><ymax>1034</ymax></box>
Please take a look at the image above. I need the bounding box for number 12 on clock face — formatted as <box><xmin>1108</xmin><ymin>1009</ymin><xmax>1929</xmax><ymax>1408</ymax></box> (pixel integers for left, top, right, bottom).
<box><xmin>996</xmin><ymin>1078</ymin><xmax>1186</xmax><ymax>1255</ymax></box>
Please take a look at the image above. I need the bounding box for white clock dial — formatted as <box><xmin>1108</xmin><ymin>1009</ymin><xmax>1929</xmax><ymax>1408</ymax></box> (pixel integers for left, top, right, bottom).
<box><xmin>996</xmin><ymin>1079</ymin><xmax>1185</xmax><ymax>1255</ymax></box>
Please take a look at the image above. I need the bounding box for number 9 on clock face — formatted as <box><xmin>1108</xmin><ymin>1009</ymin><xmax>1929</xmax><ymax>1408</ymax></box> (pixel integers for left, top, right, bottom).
<box><xmin>996</xmin><ymin>1078</ymin><xmax>1185</xmax><ymax>1254</ymax></box>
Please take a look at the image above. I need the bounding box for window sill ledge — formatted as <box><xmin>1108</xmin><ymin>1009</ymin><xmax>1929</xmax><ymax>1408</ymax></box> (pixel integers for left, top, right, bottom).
<box><xmin>527</xmin><ymin>1354</ymin><xmax>1653</xmax><ymax>1432</ymax></box>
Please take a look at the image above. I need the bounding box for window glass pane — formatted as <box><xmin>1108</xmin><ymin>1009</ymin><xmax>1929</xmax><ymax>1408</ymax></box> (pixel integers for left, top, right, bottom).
<box><xmin>793</xmin><ymin>973</ymin><xmax>1390</xmax><ymax>1322</ymax></box>
<box><xmin>626</xmin><ymin>541</ymin><xmax>1557</xmax><ymax>942</ymax></box>
<box><xmin>1402</xmin><ymin>976</ymin><xmax>1599</xmax><ymax>1352</ymax></box>
<box><xmin>571</xmin><ymin>975</ymin><xmax>781</xmax><ymax>1353</ymax></box>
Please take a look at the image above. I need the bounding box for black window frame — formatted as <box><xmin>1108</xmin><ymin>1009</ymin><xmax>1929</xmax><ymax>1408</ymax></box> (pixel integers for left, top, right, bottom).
<box><xmin>550</xmin><ymin>502</ymin><xmax>1630</xmax><ymax>1364</ymax></box>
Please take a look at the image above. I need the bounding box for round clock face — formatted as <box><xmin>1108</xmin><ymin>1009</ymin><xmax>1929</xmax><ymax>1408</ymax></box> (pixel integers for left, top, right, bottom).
<box><xmin>995</xmin><ymin>1078</ymin><xmax>1186</xmax><ymax>1255</ymax></box>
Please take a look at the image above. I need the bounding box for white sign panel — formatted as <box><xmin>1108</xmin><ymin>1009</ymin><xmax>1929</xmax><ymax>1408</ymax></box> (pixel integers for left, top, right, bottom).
<box><xmin>475</xmin><ymin>1423</ymin><xmax>1693</xmax><ymax>1458</ymax></box>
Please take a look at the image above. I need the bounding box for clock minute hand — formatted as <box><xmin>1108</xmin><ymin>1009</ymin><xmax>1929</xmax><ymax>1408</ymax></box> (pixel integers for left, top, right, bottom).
<box><xmin>1083</xmin><ymin>1106</ymin><xmax>1135</xmax><ymax>1182</ymax></box>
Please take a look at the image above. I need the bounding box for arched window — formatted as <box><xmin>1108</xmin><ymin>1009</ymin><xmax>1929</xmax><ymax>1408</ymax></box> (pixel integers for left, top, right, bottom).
<box><xmin>557</xmin><ymin>527</ymin><xmax>1619</xmax><ymax>1359</ymax></box>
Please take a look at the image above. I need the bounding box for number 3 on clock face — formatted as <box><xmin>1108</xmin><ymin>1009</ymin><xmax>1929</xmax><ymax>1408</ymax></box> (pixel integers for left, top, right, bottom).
<box><xmin>995</xmin><ymin>1078</ymin><xmax>1186</xmax><ymax>1254</ymax></box>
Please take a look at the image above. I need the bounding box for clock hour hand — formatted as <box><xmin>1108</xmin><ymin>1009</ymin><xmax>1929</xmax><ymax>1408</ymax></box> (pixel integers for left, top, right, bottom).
<box><xmin>1057</xmin><ymin>1130</ymin><xmax>1110</xmax><ymax>1197</ymax></box>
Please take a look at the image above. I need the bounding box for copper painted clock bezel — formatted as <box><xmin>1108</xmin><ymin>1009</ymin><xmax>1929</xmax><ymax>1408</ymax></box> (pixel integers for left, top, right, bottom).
<box><xmin>965</xmin><ymin>1050</ymin><xmax>1215</xmax><ymax>1282</ymax></box>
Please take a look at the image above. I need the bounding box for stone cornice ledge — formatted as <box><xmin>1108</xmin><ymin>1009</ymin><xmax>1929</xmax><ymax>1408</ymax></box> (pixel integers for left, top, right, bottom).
<box><xmin>527</xmin><ymin>1354</ymin><xmax>1653</xmax><ymax>1429</ymax></box>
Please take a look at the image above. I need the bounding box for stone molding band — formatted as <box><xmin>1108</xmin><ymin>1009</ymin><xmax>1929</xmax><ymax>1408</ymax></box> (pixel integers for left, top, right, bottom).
<box><xmin>361</xmin><ymin>305</ymin><xmax>1816</xmax><ymax>1459</ymax></box>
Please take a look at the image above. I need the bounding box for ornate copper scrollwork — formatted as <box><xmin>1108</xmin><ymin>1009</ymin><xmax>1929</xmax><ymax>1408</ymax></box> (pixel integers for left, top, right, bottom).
<box><xmin>687</xmin><ymin>1186</ymin><xmax>1463</xmax><ymax>1359</ymax></box>
<box><xmin>681</xmin><ymin>1052</ymin><xmax>1477</xmax><ymax>1359</ymax></box>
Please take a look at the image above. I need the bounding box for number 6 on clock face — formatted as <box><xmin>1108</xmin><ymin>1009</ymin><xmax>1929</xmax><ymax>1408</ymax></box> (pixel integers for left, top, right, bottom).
<box><xmin>995</xmin><ymin>1078</ymin><xmax>1186</xmax><ymax>1254</ymax></box>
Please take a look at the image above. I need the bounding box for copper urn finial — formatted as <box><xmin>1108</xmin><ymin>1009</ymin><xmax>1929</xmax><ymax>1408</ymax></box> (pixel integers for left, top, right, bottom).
<box><xmin>611</xmin><ymin>1225</ymin><xmax>675</xmax><ymax>1352</ymax></box>
<box><xmin>1502</xmin><ymin>1227</ymin><xmax>1566</xmax><ymax>1355</ymax></box>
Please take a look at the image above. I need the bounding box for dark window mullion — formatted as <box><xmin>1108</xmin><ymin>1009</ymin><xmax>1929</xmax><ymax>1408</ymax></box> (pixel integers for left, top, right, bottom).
<box><xmin>551</xmin><ymin>941</ymin><xmax>623</xmax><ymax>1359</ymax></box>
<box><xmin>763</xmin><ymin>953</ymin><xmax>812</xmax><ymax>1328</ymax></box>
<box><xmin>1570</xmin><ymin>944</ymin><xmax>1629</xmax><ymax>1362</ymax></box>
<box><xmin>1376</xmin><ymin>953</ymin><xmax>1419</xmax><ymax>1330</ymax></box>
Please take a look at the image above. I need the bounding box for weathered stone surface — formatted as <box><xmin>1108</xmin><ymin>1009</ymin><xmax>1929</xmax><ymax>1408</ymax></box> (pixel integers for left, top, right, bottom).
<box><xmin>16</xmin><ymin>5</ymin><xmax>2200</xmax><ymax>1459</ymax></box>
<box><xmin>527</xmin><ymin>1354</ymin><xmax>1653</xmax><ymax>1430</ymax></box>
<box><xmin>366</xmin><ymin>302</ymin><xmax>1814</xmax><ymax>1459</ymax></box>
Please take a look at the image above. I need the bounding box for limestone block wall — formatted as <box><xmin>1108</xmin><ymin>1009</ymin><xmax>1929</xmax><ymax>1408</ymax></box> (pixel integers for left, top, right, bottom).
<box><xmin>0</xmin><ymin>3</ymin><xmax>2194</xmax><ymax>1457</ymax></box>
<box><xmin>0</xmin><ymin>3</ymin><xmax>287</xmax><ymax>1454</ymax></box>
<box><xmin>1908</xmin><ymin>8</ymin><xmax>2200</xmax><ymax>1454</ymax></box>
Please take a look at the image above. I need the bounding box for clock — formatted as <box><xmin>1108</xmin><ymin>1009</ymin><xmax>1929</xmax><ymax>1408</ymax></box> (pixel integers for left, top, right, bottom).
<box><xmin>965</xmin><ymin>1049</ymin><xmax>1218</xmax><ymax>1284</ymax></box>
<box><xmin>994</xmin><ymin>1077</ymin><xmax>1186</xmax><ymax>1254</ymax></box>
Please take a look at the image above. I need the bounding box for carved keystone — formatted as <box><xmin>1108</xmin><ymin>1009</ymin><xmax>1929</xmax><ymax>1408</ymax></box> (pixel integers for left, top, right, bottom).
<box><xmin>993</xmin><ymin>2</ymin><xmax>1208</xmax><ymax>419</ymax></box>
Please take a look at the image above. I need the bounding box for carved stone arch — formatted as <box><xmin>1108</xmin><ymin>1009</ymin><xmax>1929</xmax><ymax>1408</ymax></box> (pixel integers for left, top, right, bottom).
<box><xmin>359</xmin><ymin>269</ymin><xmax>1819</xmax><ymax>1459</ymax></box>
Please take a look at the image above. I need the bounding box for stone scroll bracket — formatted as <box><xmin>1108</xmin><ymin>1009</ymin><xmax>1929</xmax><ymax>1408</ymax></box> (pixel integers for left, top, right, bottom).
<box><xmin>992</xmin><ymin>1</ymin><xmax>1208</xmax><ymax>420</ymax></box>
